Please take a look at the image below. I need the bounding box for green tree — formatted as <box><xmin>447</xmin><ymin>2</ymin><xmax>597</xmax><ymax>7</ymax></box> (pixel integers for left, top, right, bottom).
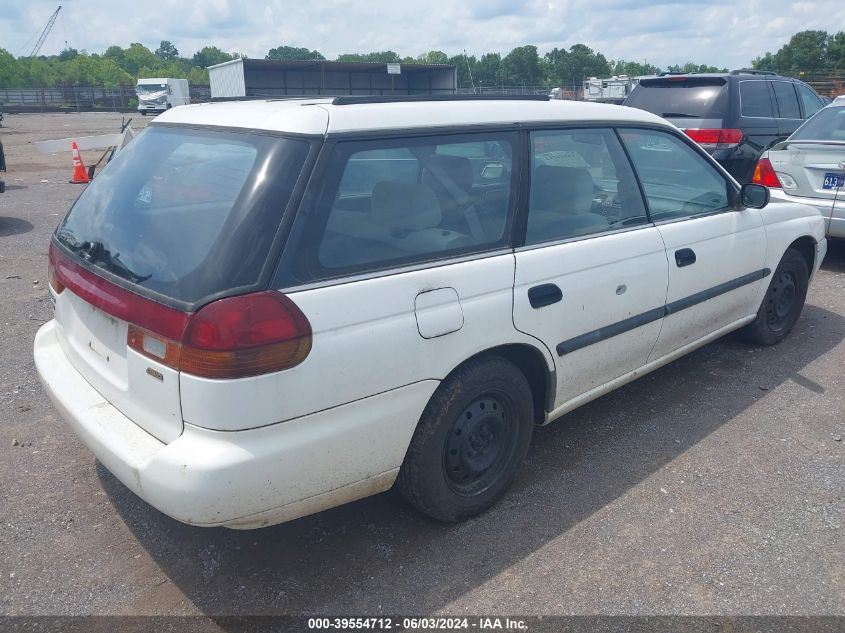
<box><xmin>192</xmin><ymin>45</ymin><xmax>234</xmax><ymax>68</ymax></box>
<box><xmin>610</xmin><ymin>60</ymin><xmax>660</xmax><ymax>77</ymax></box>
<box><xmin>0</xmin><ymin>48</ymin><xmax>26</xmax><ymax>88</ymax></box>
<box><xmin>120</xmin><ymin>43</ymin><xmax>158</xmax><ymax>75</ymax></box>
<box><xmin>336</xmin><ymin>51</ymin><xmax>402</xmax><ymax>63</ymax></box>
<box><xmin>417</xmin><ymin>50</ymin><xmax>449</xmax><ymax>65</ymax></box>
<box><xmin>155</xmin><ymin>40</ymin><xmax>180</xmax><ymax>62</ymax></box>
<box><xmin>751</xmin><ymin>30</ymin><xmax>845</xmax><ymax>73</ymax></box>
<box><xmin>545</xmin><ymin>44</ymin><xmax>611</xmax><ymax>87</ymax></box>
<box><xmin>448</xmin><ymin>53</ymin><xmax>477</xmax><ymax>89</ymax></box>
<box><xmin>266</xmin><ymin>46</ymin><xmax>325</xmax><ymax>61</ymax></box>
<box><xmin>474</xmin><ymin>52</ymin><xmax>501</xmax><ymax>86</ymax></box>
<box><xmin>666</xmin><ymin>62</ymin><xmax>728</xmax><ymax>73</ymax></box>
<box><xmin>499</xmin><ymin>45</ymin><xmax>543</xmax><ymax>86</ymax></box>
<box><xmin>58</xmin><ymin>47</ymin><xmax>80</xmax><ymax>62</ymax></box>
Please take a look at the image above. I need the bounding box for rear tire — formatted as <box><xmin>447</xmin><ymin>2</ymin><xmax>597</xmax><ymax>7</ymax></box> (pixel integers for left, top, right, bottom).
<box><xmin>742</xmin><ymin>248</ymin><xmax>809</xmax><ymax>345</ymax></box>
<box><xmin>398</xmin><ymin>356</ymin><xmax>534</xmax><ymax>522</ymax></box>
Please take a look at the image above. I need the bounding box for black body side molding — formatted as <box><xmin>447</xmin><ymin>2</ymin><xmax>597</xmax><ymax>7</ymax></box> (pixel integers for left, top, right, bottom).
<box><xmin>556</xmin><ymin>268</ymin><xmax>771</xmax><ymax>356</ymax></box>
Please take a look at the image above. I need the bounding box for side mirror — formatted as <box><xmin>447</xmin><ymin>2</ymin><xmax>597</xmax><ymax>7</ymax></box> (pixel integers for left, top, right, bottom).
<box><xmin>740</xmin><ymin>183</ymin><xmax>770</xmax><ymax>209</ymax></box>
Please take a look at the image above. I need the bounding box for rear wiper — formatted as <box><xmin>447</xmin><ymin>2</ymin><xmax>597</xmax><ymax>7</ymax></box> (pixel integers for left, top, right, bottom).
<box><xmin>661</xmin><ymin>112</ymin><xmax>698</xmax><ymax>118</ymax></box>
<box><xmin>74</xmin><ymin>241</ymin><xmax>152</xmax><ymax>285</ymax></box>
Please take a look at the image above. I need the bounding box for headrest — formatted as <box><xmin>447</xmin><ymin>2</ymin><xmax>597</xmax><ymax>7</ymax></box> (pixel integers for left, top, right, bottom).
<box><xmin>371</xmin><ymin>181</ymin><xmax>442</xmax><ymax>231</ymax></box>
<box><xmin>422</xmin><ymin>154</ymin><xmax>474</xmax><ymax>192</ymax></box>
<box><xmin>531</xmin><ymin>165</ymin><xmax>594</xmax><ymax>214</ymax></box>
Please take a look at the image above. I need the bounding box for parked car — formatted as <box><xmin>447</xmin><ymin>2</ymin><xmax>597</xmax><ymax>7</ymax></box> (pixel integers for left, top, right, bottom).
<box><xmin>754</xmin><ymin>101</ymin><xmax>845</xmax><ymax>238</ymax></box>
<box><xmin>34</xmin><ymin>96</ymin><xmax>827</xmax><ymax>529</ymax></box>
<box><xmin>624</xmin><ymin>70</ymin><xmax>826</xmax><ymax>183</ymax></box>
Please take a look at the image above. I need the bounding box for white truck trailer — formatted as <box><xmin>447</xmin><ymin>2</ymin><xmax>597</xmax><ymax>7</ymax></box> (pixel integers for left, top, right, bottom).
<box><xmin>582</xmin><ymin>75</ymin><xmax>638</xmax><ymax>104</ymax></box>
<box><xmin>135</xmin><ymin>78</ymin><xmax>190</xmax><ymax>115</ymax></box>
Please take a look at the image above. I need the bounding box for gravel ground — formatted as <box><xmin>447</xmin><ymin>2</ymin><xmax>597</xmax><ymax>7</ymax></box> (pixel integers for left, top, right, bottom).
<box><xmin>0</xmin><ymin>113</ymin><xmax>843</xmax><ymax>618</ymax></box>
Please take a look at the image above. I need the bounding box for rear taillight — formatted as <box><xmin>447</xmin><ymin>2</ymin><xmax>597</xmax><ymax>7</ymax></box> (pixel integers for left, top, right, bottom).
<box><xmin>48</xmin><ymin>245</ymin><xmax>65</xmax><ymax>294</ymax></box>
<box><xmin>752</xmin><ymin>157</ymin><xmax>782</xmax><ymax>188</ymax></box>
<box><xmin>49</xmin><ymin>242</ymin><xmax>311</xmax><ymax>378</ymax></box>
<box><xmin>683</xmin><ymin>128</ymin><xmax>743</xmax><ymax>150</ymax></box>
<box><xmin>178</xmin><ymin>292</ymin><xmax>311</xmax><ymax>379</ymax></box>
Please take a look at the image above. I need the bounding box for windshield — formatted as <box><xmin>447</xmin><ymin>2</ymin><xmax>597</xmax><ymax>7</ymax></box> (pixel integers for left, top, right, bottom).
<box><xmin>790</xmin><ymin>106</ymin><xmax>845</xmax><ymax>141</ymax></box>
<box><xmin>625</xmin><ymin>77</ymin><xmax>728</xmax><ymax>119</ymax></box>
<box><xmin>56</xmin><ymin>126</ymin><xmax>310</xmax><ymax>305</ymax></box>
<box><xmin>136</xmin><ymin>84</ymin><xmax>167</xmax><ymax>95</ymax></box>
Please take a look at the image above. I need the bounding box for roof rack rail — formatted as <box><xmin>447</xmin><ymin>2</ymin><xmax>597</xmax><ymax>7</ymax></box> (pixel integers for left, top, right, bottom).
<box><xmin>331</xmin><ymin>94</ymin><xmax>551</xmax><ymax>105</ymax></box>
<box><xmin>209</xmin><ymin>96</ymin><xmax>317</xmax><ymax>102</ymax></box>
<box><xmin>730</xmin><ymin>69</ymin><xmax>777</xmax><ymax>76</ymax></box>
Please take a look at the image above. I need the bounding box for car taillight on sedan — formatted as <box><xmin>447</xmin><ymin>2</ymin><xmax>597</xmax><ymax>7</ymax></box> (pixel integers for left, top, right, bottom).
<box><xmin>752</xmin><ymin>157</ymin><xmax>782</xmax><ymax>188</ymax></box>
<box><xmin>683</xmin><ymin>128</ymin><xmax>743</xmax><ymax>150</ymax></box>
<box><xmin>49</xmin><ymin>242</ymin><xmax>312</xmax><ymax>379</ymax></box>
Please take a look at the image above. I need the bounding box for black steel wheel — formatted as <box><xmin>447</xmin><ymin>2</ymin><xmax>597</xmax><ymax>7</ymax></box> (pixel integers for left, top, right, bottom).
<box><xmin>398</xmin><ymin>356</ymin><xmax>534</xmax><ymax>522</ymax></box>
<box><xmin>742</xmin><ymin>248</ymin><xmax>809</xmax><ymax>345</ymax></box>
<box><xmin>444</xmin><ymin>394</ymin><xmax>515</xmax><ymax>497</ymax></box>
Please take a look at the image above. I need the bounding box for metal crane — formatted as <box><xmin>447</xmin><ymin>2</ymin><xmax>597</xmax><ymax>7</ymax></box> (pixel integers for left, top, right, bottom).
<box><xmin>30</xmin><ymin>6</ymin><xmax>62</xmax><ymax>57</ymax></box>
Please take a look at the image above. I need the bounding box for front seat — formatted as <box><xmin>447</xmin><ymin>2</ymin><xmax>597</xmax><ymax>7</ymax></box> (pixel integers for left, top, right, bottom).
<box><xmin>527</xmin><ymin>165</ymin><xmax>609</xmax><ymax>243</ymax></box>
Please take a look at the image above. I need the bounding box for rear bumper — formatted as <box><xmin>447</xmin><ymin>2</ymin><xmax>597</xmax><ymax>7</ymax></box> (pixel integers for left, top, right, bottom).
<box><xmin>34</xmin><ymin>320</ymin><xmax>437</xmax><ymax>528</ymax></box>
<box><xmin>769</xmin><ymin>190</ymin><xmax>843</xmax><ymax>238</ymax></box>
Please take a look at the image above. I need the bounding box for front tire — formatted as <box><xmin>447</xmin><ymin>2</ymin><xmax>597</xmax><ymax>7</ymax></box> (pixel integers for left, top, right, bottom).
<box><xmin>398</xmin><ymin>356</ymin><xmax>534</xmax><ymax>522</ymax></box>
<box><xmin>742</xmin><ymin>248</ymin><xmax>809</xmax><ymax>345</ymax></box>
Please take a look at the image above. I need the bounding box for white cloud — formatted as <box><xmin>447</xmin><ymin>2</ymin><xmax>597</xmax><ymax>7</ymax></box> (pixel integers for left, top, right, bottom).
<box><xmin>2</xmin><ymin>0</ymin><xmax>844</xmax><ymax>69</ymax></box>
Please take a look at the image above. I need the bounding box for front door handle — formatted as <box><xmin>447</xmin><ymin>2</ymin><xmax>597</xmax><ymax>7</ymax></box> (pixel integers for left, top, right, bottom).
<box><xmin>528</xmin><ymin>283</ymin><xmax>563</xmax><ymax>309</ymax></box>
<box><xmin>675</xmin><ymin>248</ymin><xmax>697</xmax><ymax>268</ymax></box>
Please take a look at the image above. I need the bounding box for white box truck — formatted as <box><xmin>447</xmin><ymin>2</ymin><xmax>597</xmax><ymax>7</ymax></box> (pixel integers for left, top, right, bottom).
<box><xmin>136</xmin><ymin>78</ymin><xmax>190</xmax><ymax>115</ymax></box>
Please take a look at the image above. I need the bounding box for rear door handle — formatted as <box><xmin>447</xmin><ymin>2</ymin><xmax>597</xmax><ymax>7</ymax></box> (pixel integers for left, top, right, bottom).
<box><xmin>675</xmin><ymin>248</ymin><xmax>697</xmax><ymax>268</ymax></box>
<box><xmin>528</xmin><ymin>283</ymin><xmax>563</xmax><ymax>309</ymax></box>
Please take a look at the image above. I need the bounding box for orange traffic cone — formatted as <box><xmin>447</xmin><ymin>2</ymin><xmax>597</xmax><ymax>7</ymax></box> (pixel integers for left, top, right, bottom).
<box><xmin>69</xmin><ymin>142</ymin><xmax>90</xmax><ymax>184</ymax></box>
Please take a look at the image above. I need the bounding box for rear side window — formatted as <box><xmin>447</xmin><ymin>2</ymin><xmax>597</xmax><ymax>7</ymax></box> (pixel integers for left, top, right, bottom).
<box><xmin>619</xmin><ymin>128</ymin><xmax>730</xmax><ymax>221</ymax></box>
<box><xmin>772</xmin><ymin>82</ymin><xmax>801</xmax><ymax>119</ymax></box>
<box><xmin>740</xmin><ymin>81</ymin><xmax>774</xmax><ymax>118</ymax></box>
<box><xmin>625</xmin><ymin>77</ymin><xmax>728</xmax><ymax>118</ymax></box>
<box><xmin>526</xmin><ymin>128</ymin><xmax>647</xmax><ymax>244</ymax></box>
<box><xmin>56</xmin><ymin>126</ymin><xmax>310</xmax><ymax>304</ymax></box>
<box><xmin>286</xmin><ymin>133</ymin><xmax>517</xmax><ymax>282</ymax></box>
<box><xmin>791</xmin><ymin>106</ymin><xmax>845</xmax><ymax>141</ymax></box>
<box><xmin>796</xmin><ymin>84</ymin><xmax>823</xmax><ymax>119</ymax></box>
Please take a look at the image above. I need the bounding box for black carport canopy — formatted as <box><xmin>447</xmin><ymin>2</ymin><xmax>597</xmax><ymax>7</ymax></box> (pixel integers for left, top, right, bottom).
<box><xmin>209</xmin><ymin>58</ymin><xmax>457</xmax><ymax>98</ymax></box>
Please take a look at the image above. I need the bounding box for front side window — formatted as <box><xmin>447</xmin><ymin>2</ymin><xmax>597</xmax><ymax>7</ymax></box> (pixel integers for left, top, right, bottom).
<box><xmin>796</xmin><ymin>84</ymin><xmax>823</xmax><ymax>119</ymax></box>
<box><xmin>619</xmin><ymin>128</ymin><xmax>730</xmax><ymax>221</ymax></box>
<box><xmin>525</xmin><ymin>128</ymin><xmax>647</xmax><ymax>245</ymax></box>
<box><xmin>288</xmin><ymin>132</ymin><xmax>517</xmax><ymax>281</ymax></box>
<box><xmin>772</xmin><ymin>82</ymin><xmax>801</xmax><ymax>119</ymax></box>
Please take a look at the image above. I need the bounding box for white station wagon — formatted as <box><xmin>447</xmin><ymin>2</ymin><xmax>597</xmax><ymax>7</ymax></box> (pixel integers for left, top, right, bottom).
<box><xmin>34</xmin><ymin>96</ymin><xmax>827</xmax><ymax>528</ymax></box>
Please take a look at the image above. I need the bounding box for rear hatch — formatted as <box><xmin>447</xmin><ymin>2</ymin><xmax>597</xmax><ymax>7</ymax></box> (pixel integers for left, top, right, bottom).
<box><xmin>625</xmin><ymin>76</ymin><xmax>733</xmax><ymax>151</ymax></box>
<box><xmin>50</xmin><ymin>125</ymin><xmax>311</xmax><ymax>442</ymax></box>
<box><xmin>768</xmin><ymin>106</ymin><xmax>845</xmax><ymax>200</ymax></box>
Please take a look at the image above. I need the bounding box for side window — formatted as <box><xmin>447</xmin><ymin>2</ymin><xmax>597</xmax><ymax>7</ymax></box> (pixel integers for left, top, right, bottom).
<box><xmin>740</xmin><ymin>80</ymin><xmax>774</xmax><ymax>118</ymax></box>
<box><xmin>525</xmin><ymin>128</ymin><xmax>646</xmax><ymax>245</ymax></box>
<box><xmin>772</xmin><ymin>81</ymin><xmax>801</xmax><ymax>119</ymax></box>
<box><xmin>796</xmin><ymin>84</ymin><xmax>823</xmax><ymax>119</ymax></box>
<box><xmin>293</xmin><ymin>133</ymin><xmax>517</xmax><ymax>279</ymax></box>
<box><xmin>619</xmin><ymin>128</ymin><xmax>730</xmax><ymax>220</ymax></box>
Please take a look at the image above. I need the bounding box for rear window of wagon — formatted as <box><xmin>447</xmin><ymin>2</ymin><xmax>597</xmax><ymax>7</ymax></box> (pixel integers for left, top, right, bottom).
<box><xmin>55</xmin><ymin>126</ymin><xmax>310</xmax><ymax>305</ymax></box>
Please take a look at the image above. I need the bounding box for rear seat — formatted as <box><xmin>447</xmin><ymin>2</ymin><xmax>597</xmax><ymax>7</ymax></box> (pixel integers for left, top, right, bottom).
<box><xmin>526</xmin><ymin>165</ymin><xmax>609</xmax><ymax>243</ymax></box>
<box><xmin>320</xmin><ymin>181</ymin><xmax>473</xmax><ymax>267</ymax></box>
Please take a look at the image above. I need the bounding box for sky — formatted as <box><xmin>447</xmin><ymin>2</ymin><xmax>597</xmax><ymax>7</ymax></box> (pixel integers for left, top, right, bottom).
<box><xmin>2</xmin><ymin>0</ymin><xmax>845</xmax><ymax>70</ymax></box>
